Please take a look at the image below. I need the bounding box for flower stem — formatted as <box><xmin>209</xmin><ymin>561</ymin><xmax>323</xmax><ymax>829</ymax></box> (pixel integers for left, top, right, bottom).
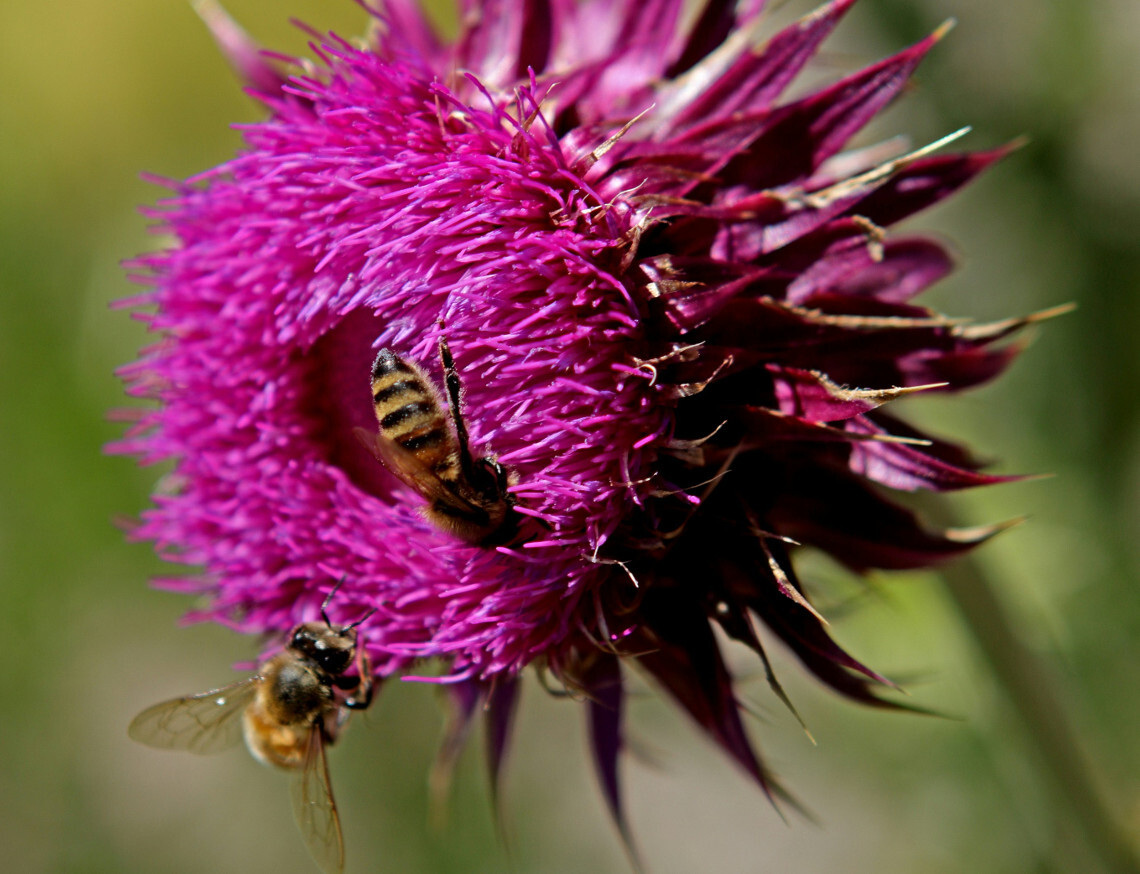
<box><xmin>933</xmin><ymin>514</ymin><xmax>1140</xmax><ymax>874</ymax></box>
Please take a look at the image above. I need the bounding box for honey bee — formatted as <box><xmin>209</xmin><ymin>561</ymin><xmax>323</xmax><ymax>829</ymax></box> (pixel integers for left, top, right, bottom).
<box><xmin>128</xmin><ymin>585</ymin><xmax>374</xmax><ymax>874</ymax></box>
<box><xmin>354</xmin><ymin>336</ymin><xmax>517</xmax><ymax>545</ymax></box>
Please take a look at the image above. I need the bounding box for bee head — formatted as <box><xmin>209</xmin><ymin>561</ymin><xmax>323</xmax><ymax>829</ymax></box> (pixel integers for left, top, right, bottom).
<box><xmin>288</xmin><ymin>621</ymin><xmax>356</xmax><ymax>676</ymax></box>
<box><xmin>471</xmin><ymin>458</ymin><xmax>510</xmax><ymax>501</ymax></box>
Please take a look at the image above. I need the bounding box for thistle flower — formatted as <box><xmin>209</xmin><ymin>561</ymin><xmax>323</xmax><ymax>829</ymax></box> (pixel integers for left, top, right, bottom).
<box><xmin>117</xmin><ymin>0</ymin><xmax>1045</xmax><ymax>841</ymax></box>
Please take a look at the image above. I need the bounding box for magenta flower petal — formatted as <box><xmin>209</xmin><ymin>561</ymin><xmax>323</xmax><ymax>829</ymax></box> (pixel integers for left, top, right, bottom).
<box><xmin>117</xmin><ymin>0</ymin><xmax>1045</xmax><ymax>844</ymax></box>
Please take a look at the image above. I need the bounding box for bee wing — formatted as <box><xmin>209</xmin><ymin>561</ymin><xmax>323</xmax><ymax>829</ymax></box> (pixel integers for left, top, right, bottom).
<box><xmin>291</xmin><ymin>725</ymin><xmax>345</xmax><ymax>874</ymax></box>
<box><xmin>128</xmin><ymin>677</ymin><xmax>259</xmax><ymax>755</ymax></box>
<box><xmin>353</xmin><ymin>425</ymin><xmax>473</xmax><ymax>511</ymax></box>
<box><xmin>353</xmin><ymin>425</ymin><xmax>442</xmax><ymax>497</ymax></box>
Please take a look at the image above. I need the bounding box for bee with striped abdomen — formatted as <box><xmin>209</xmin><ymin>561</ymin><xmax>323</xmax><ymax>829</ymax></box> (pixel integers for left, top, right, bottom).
<box><xmin>128</xmin><ymin>585</ymin><xmax>374</xmax><ymax>874</ymax></box>
<box><xmin>354</xmin><ymin>337</ymin><xmax>516</xmax><ymax>546</ymax></box>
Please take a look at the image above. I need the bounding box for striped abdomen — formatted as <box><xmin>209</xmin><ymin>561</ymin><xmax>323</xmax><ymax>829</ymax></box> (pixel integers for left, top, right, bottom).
<box><xmin>370</xmin><ymin>349</ymin><xmax>459</xmax><ymax>480</ymax></box>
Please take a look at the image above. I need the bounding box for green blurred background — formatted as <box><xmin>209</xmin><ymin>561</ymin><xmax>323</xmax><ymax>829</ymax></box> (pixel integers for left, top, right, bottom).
<box><xmin>2</xmin><ymin>1</ymin><xmax>1137</xmax><ymax>872</ymax></box>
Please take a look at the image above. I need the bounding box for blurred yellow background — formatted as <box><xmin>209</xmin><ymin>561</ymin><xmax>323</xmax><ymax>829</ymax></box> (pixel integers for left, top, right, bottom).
<box><xmin>2</xmin><ymin>1</ymin><xmax>1137</xmax><ymax>872</ymax></box>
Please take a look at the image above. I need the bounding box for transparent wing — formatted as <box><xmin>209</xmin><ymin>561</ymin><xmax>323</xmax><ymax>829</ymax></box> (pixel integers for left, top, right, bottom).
<box><xmin>290</xmin><ymin>726</ymin><xmax>345</xmax><ymax>874</ymax></box>
<box><xmin>353</xmin><ymin>425</ymin><xmax>479</xmax><ymax>518</ymax></box>
<box><xmin>128</xmin><ymin>677</ymin><xmax>259</xmax><ymax>755</ymax></box>
<box><xmin>353</xmin><ymin>425</ymin><xmax>444</xmax><ymax>498</ymax></box>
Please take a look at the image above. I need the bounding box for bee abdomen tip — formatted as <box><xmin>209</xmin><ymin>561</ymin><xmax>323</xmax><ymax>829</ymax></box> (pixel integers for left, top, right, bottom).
<box><xmin>371</xmin><ymin>348</ymin><xmax>413</xmax><ymax>379</ymax></box>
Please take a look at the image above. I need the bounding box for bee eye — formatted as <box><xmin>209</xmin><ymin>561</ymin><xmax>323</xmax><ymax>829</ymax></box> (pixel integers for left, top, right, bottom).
<box><xmin>472</xmin><ymin>459</ymin><xmax>505</xmax><ymax>496</ymax></box>
<box><xmin>316</xmin><ymin>647</ymin><xmax>352</xmax><ymax>675</ymax></box>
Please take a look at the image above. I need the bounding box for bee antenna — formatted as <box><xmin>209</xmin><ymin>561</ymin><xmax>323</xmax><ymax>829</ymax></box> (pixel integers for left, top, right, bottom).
<box><xmin>346</xmin><ymin>607</ymin><xmax>377</xmax><ymax>631</ymax></box>
<box><xmin>321</xmin><ymin>576</ymin><xmax>348</xmax><ymax>627</ymax></box>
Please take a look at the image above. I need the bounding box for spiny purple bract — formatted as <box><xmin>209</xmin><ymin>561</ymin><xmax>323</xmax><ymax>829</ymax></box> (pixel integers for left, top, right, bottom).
<box><xmin>116</xmin><ymin>0</ymin><xmax>1045</xmax><ymax>838</ymax></box>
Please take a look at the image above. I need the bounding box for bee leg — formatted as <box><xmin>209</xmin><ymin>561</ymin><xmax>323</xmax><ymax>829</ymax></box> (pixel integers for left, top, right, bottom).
<box><xmin>332</xmin><ymin>674</ymin><xmax>372</xmax><ymax>710</ymax></box>
<box><xmin>344</xmin><ymin>644</ymin><xmax>374</xmax><ymax>711</ymax></box>
<box><xmin>438</xmin><ymin>336</ymin><xmax>478</xmax><ymax>483</ymax></box>
<box><xmin>321</xmin><ymin>709</ymin><xmax>347</xmax><ymax>742</ymax></box>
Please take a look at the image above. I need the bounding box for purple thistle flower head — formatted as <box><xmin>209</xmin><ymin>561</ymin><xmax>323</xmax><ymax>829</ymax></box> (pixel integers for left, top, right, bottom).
<box><xmin>117</xmin><ymin>0</ymin><xmax>1049</xmax><ymax>838</ymax></box>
